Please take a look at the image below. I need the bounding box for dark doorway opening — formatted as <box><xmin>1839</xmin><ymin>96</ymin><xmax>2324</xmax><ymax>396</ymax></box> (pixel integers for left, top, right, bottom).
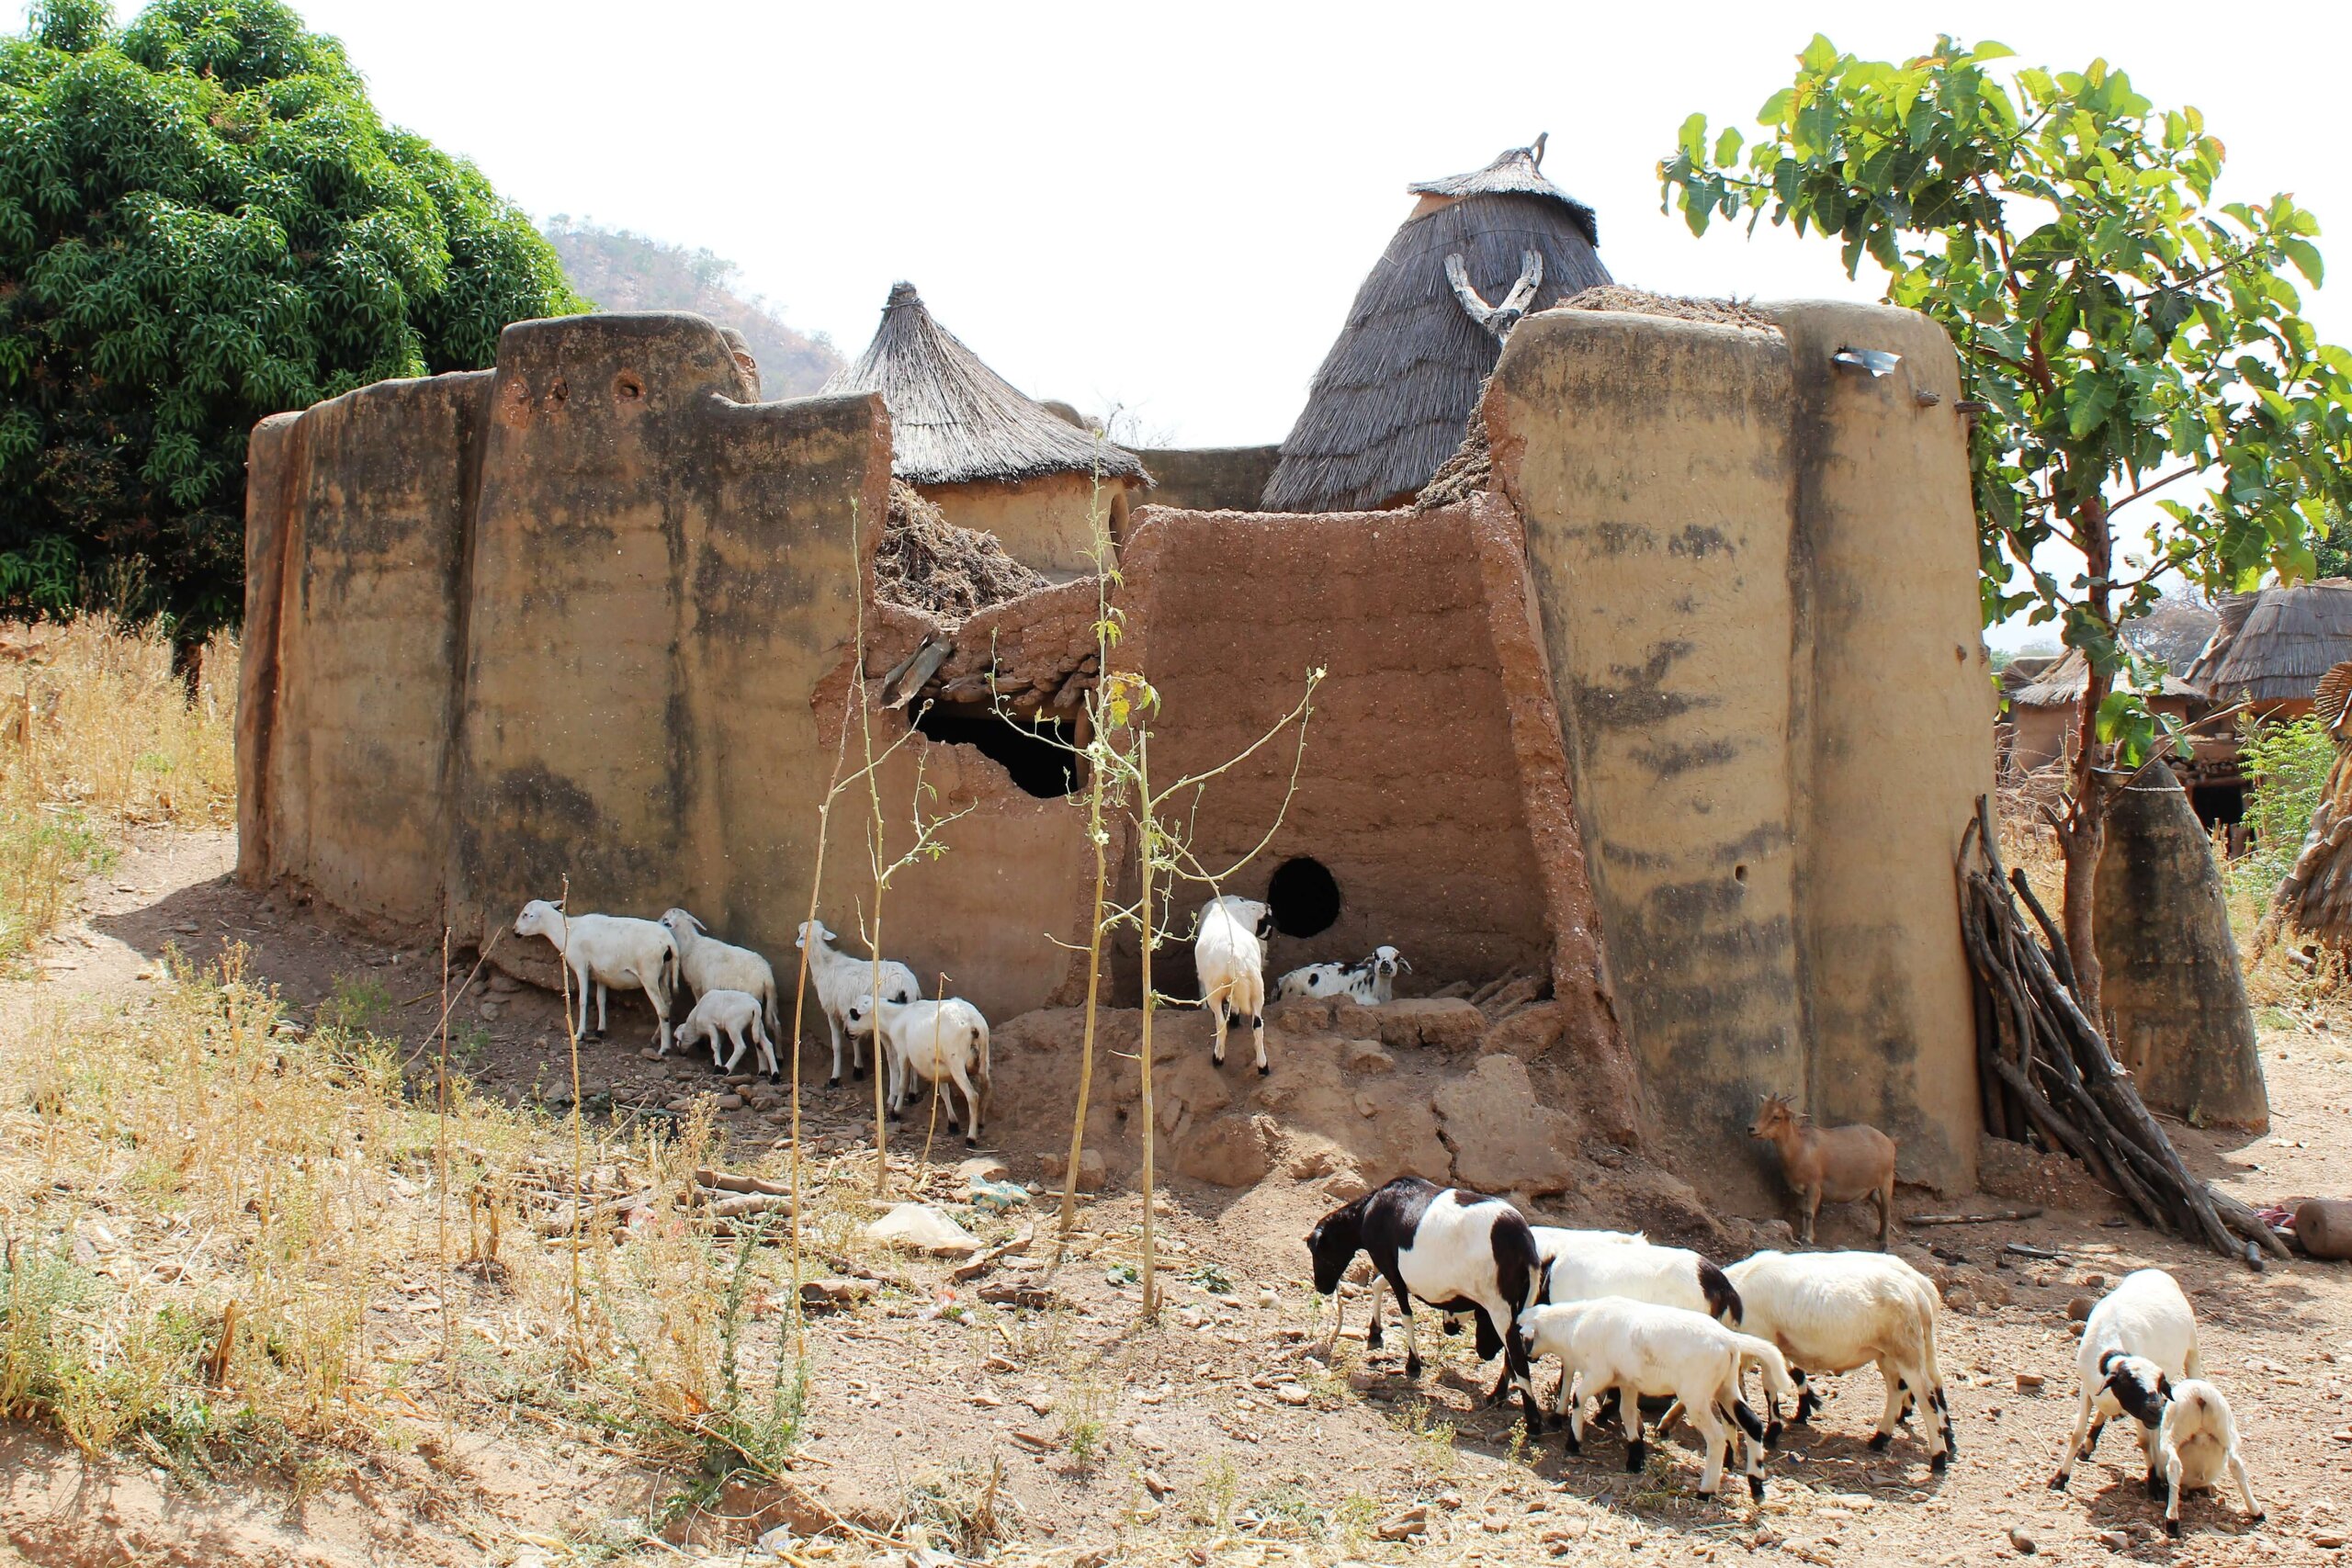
<box><xmin>2188</xmin><ymin>782</ymin><xmax>2245</xmax><ymax>830</ymax></box>
<box><xmin>1268</xmin><ymin>856</ymin><xmax>1340</xmax><ymax>938</ymax></box>
<box><xmin>913</xmin><ymin>703</ymin><xmax>1080</xmax><ymax>799</ymax></box>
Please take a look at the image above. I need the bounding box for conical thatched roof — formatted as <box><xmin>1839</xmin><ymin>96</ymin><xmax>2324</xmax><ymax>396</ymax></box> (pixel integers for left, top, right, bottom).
<box><xmin>2010</xmin><ymin>648</ymin><xmax>2204</xmax><ymax>707</ymax></box>
<box><xmin>2196</xmin><ymin>580</ymin><xmax>2352</xmax><ymax>705</ymax></box>
<box><xmin>1263</xmin><ymin>141</ymin><xmax>1611</xmax><ymax>513</ymax></box>
<box><xmin>821</xmin><ymin>283</ymin><xmax>1148</xmax><ymax>488</ymax></box>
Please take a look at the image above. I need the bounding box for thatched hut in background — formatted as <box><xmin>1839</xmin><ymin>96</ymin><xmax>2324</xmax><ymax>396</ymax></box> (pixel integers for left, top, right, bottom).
<box><xmin>2189</xmin><ymin>579</ymin><xmax>2352</xmax><ymax>719</ymax></box>
<box><xmin>2257</xmin><ymin>660</ymin><xmax>2352</xmax><ymax>953</ymax></box>
<box><xmin>2006</xmin><ymin>649</ymin><xmax>2208</xmax><ymax>773</ymax></box>
<box><xmin>1263</xmin><ymin>138</ymin><xmax>1611</xmax><ymax>513</ymax></box>
<box><xmin>823</xmin><ymin>283</ymin><xmax>1149</xmax><ymax>579</ymax></box>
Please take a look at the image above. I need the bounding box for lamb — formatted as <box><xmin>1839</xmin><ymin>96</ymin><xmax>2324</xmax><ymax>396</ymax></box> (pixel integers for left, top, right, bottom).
<box><xmin>2051</xmin><ymin>1268</ymin><xmax>2202</xmax><ymax>1495</ymax></box>
<box><xmin>2153</xmin><ymin>1378</ymin><xmax>2263</xmax><ymax>1537</ymax></box>
<box><xmin>513</xmin><ymin>900</ymin><xmax>677</xmax><ymax>1055</ymax></box>
<box><xmin>1306</xmin><ymin>1176</ymin><xmax>1545</xmax><ymax>1432</ymax></box>
<box><xmin>842</xmin><ymin>993</ymin><xmax>991</xmax><ymax>1147</ymax></box>
<box><xmin>1274</xmin><ymin>944</ymin><xmax>1409</xmax><ymax>1005</ymax></box>
<box><xmin>1747</xmin><ymin>1093</ymin><xmax>1898</xmax><ymax>1248</ymax></box>
<box><xmin>1195</xmin><ymin>895</ymin><xmax>1274</xmax><ymax>1076</ymax></box>
<box><xmin>1724</xmin><ymin>1249</ymin><xmax>1952</xmax><ymax>1468</ymax></box>
<box><xmin>1519</xmin><ymin>1297</ymin><xmax>1791</xmax><ymax>1498</ymax></box>
<box><xmin>795</xmin><ymin>920</ymin><xmax>920</xmax><ymax>1089</ymax></box>
<box><xmin>660</xmin><ymin>909</ymin><xmax>782</xmax><ymax>1079</ymax></box>
<box><xmin>1491</xmin><ymin>1233</ymin><xmax>1741</xmax><ymax>1409</ymax></box>
<box><xmin>673</xmin><ymin>987</ymin><xmax>776</xmax><ymax>1077</ymax></box>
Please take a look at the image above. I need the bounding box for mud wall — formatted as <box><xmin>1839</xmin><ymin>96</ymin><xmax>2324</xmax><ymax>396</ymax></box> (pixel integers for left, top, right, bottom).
<box><xmin>240</xmin><ymin>311</ymin><xmax>1099</xmax><ymax>1022</ymax></box>
<box><xmin>1111</xmin><ymin>499</ymin><xmax>1614</xmax><ymax>1037</ymax></box>
<box><xmin>1489</xmin><ymin>301</ymin><xmax>1990</xmax><ymax>1195</ymax></box>
<box><xmin>921</xmin><ymin>471</ymin><xmax>1135</xmax><ymax>581</ymax></box>
<box><xmin>1133</xmin><ymin>446</ymin><xmax>1283</xmax><ymax>513</ymax></box>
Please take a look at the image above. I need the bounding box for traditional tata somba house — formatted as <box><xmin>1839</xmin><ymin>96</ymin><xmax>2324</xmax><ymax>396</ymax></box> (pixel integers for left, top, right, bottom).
<box><xmin>1263</xmin><ymin>137</ymin><xmax>1612</xmax><ymax>512</ymax></box>
<box><xmin>821</xmin><ymin>282</ymin><xmax>1150</xmax><ymax>579</ymax></box>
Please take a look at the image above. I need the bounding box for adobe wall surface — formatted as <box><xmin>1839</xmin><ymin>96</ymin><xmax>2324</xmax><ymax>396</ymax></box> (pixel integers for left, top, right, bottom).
<box><xmin>921</xmin><ymin>471</ymin><xmax>1134</xmax><ymax>581</ymax></box>
<box><xmin>1110</xmin><ymin>500</ymin><xmax>1630</xmax><ymax>1133</ymax></box>
<box><xmin>1133</xmin><ymin>446</ymin><xmax>1283</xmax><ymax>513</ymax></box>
<box><xmin>1490</xmin><ymin>302</ymin><xmax>1987</xmax><ymax>1195</ymax></box>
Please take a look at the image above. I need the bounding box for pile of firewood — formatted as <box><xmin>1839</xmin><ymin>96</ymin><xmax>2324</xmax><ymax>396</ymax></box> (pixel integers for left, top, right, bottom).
<box><xmin>1958</xmin><ymin>801</ymin><xmax>2287</xmax><ymax>1269</ymax></box>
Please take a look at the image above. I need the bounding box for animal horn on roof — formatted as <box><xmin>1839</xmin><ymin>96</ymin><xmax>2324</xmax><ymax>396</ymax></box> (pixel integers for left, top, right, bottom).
<box><xmin>1531</xmin><ymin>131</ymin><xmax>1548</xmax><ymax>167</ymax></box>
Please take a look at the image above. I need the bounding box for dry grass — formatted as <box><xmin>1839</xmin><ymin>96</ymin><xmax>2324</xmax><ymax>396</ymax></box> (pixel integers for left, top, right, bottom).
<box><xmin>0</xmin><ymin>620</ymin><xmax>238</xmax><ymax>958</ymax></box>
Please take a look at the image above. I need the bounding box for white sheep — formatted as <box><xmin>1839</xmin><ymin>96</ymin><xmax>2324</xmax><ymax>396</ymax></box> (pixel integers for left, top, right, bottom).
<box><xmin>2052</xmin><ymin>1268</ymin><xmax>2202</xmax><ymax>1495</ymax></box>
<box><xmin>795</xmin><ymin>920</ymin><xmax>920</xmax><ymax>1089</ymax></box>
<box><xmin>1520</xmin><ymin>1297</ymin><xmax>1790</xmax><ymax>1498</ymax></box>
<box><xmin>1724</xmin><ymin>1249</ymin><xmax>1952</xmax><ymax>1468</ymax></box>
<box><xmin>513</xmin><ymin>899</ymin><xmax>677</xmax><ymax>1055</ymax></box>
<box><xmin>660</xmin><ymin>909</ymin><xmax>781</xmax><ymax>1077</ymax></box>
<box><xmin>673</xmin><ymin>987</ymin><xmax>776</xmax><ymax>1077</ymax></box>
<box><xmin>1195</xmin><ymin>895</ymin><xmax>1273</xmax><ymax>1076</ymax></box>
<box><xmin>1495</xmin><ymin>1233</ymin><xmax>1741</xmax><ymax>1413</ymax></box>
<box><xmin>1274</xmin><ymin>945</ymin><xmax>1409</xmax><ymax>1005</ymax></box>
<box><xmin>1442</xmin><ymin>1224</ymin><xmax>1643</xmax><ymax>1351</ymax></box>
<box><xmin>843</xmin><ymin>993</ymin><xmax>991</xmax><ymax>1147</ymax></box>
<box><xmin>2154</xmin><ymin>1378</ymin><xmax>2263</xmax><ymax>1537</ymax></box>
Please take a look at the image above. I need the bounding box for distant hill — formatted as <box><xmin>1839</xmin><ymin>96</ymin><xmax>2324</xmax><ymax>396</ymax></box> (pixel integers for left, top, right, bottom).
<box><xmin>541</xmin><ymin>218</ymin><xmax>841</xmax><ymax>397</ymax></box>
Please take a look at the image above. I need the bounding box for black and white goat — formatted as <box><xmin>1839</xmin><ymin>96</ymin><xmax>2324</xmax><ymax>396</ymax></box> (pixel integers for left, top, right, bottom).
<box><xmin>1306</xmin><ymin>1176</ymin><xmax>1546</xmax><ymax>1431</ymax></box>
<box><xmin>1274</xmin><ymin>945</ymin><xmax>1409</xmax><ymax>1006</ymax></box>
<box><xmin>2052</xmin><ymin>1268</ymin><xmax>2203</xmax><ymax>1495</ymax></box>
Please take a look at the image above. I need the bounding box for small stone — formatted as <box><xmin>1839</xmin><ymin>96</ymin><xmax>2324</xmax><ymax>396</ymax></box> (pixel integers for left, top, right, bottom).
<box><xmin>2015</xmin><ymin>1372</ymin><xmax>2044</xmax><ymax>1392</ymax></box>
<box><xmin>1436</xmin><ymin>1490</ymin><xmax>1464</xmax><ymax>1511</ymax></box>
<box><xmin>1140</xmin><ymin>1468</ymin><xmax>1170</xmax><ymax>1498</ymax></box>
<box><xmin>2313</xmin><ymin>1532</ymin><xmax>2348</xmax><ymax>1550</ymax></box>
<box><xmin>714</xmin><ymin>1093</ymin><xmax>744</xmax><ymax>1110</ymax></box>
<box><xmin>1343</xmin><ymin>1039</ymin><xmax>1395</xmax><ymax>1075</ymax></box>
<box><xmin>2007</xmin><ymin>1527</ymin><xmax>2036</xmax><ymax>1555</ymax></box>
<box><xmin>1039</xmin><ymin>1147</ymin><xmax>1106</xmax><ymax>1191</ymax></box>
<box><xmin>799</xmin><ymin>1278</ymin><xmax>874</xmax><ymax>1312</ymax></box>
<box><xmin>2096</xmin><ymin>1529</ymin><xmax>2130</xmax><ymax>1552</ymax></box>
<box><xmin>488</xmin><ymin>971</ymin><xmax>523</xmax><ymax>994</ymax></box>
<box><xmin>1377</xmin><ymin>1504</ymin><xmax>1430</xmax><ymax>1541</ymax></box>
<box><xmin>1274</xmin><ymin>1382</ymin><xmax>1309</xmax><ymax>1405</ymax></box>
<box><xmin>956</xmin><ymin>1156</ymin><xmax>1010</xmax><ymax>1184</ymax></box>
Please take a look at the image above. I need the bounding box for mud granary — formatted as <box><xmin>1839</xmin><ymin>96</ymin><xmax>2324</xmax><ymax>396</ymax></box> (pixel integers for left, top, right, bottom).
<box><xmin>237</xmin><ymin>295</ymin><xmax>1996</xmax><ymax>1206</ymax></box>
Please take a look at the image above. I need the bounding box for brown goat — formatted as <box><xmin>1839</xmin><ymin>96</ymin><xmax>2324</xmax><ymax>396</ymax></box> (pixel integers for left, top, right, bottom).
<box><xmin>1748</xmin><ymin>1093</ymin><xmax>1898</xmax><ymax>1249</ymax></box>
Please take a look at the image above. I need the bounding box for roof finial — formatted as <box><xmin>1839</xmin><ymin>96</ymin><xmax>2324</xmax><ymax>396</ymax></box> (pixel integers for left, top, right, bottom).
<box><xmin>1531</xmin><ymin>132</ymin><xmax>1548</xmax><ymax>169</ymax></box>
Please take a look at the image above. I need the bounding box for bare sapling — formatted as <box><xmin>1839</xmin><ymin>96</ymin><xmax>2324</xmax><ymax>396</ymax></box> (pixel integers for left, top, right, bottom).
<box><xmin>1747</xmin><ymin>1092</ymin><xmax>1897</xmax><ymax>1249</ymax></box>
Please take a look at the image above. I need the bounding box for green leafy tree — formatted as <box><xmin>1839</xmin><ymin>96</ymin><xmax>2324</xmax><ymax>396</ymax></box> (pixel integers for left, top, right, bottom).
<box><xmin>1662</xmin><ymin>36</ymin><xmax>2352</xmax><ymax>1022</ymax></box>
<box><xmin>0</xmin><ymin>0</ymin><xmax>584</xmax><ymax>653</ymax></box>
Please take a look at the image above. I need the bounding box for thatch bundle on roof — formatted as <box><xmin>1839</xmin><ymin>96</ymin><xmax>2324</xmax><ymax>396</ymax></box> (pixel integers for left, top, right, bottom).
<box><xmin>876</xmin><ymin>480</ymin><xmax>1048</xmax><ymax>625</ymax></box>
<box><xmin>2010</xmin><ymin>648</ymin><xmax>2205</xmax><ymax>708</ymax></box>
<box><xmin>1264</xmin><ymin>141</ymin><xmax>1611</xmax><ymax>513</ymax></box>
<box><xmin>822</xmin><ymin>283</ymin><xmax>1148</xmax><ymax>489</ymax></box>
<box><xmin>2191</xmin><ymin>580</ymin><xmax>2352</xmax><ymax>706</ymax></box>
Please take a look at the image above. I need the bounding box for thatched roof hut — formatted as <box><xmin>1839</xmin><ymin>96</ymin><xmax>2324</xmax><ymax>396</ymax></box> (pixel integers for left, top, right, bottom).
<box><xmin>2005</xmin><ymin>649</ymin><xmax>2206</xmax><ymax>773</ymax></box>
<box><xmin>2258</xmin><ymin>660</ymin><xmax>2352</xmax><ymax>950</ymax></box>
<box><xmin>823</xmin><ymin>284</ymin><xmax>1148</xmax><ymax>578</ymax></box>
<box><xmin>2009</xmin><ymin>648</ymin><xmax>2204</xmax><ymax>710</ymax></box>
<box><xmin>1263</xmin><ymin>139</ymin><xmax>1611</xmax><ymax>513</ymax></box>
<box><xmin>2191</xmin><ymin>580</ymin><xmax>2352</xmax><ymax>709</ymax></box>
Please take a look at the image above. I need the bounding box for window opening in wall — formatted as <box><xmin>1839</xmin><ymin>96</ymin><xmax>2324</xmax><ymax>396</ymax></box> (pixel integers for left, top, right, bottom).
<box><xmin>912</xmin><ymin>702</ymin><xmax>1080</xmax><ymax>799</ymax></box>
<box><xmin>1267</xmin><ymin>855</ymin><xmax>1340</xmax><ymax>938</ymax></box>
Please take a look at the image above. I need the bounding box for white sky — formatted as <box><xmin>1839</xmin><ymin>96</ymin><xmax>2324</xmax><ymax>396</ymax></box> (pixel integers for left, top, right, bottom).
<box><xmin>27</xmin><ymin>1</ymin><xmax>2352</xmax><ymax>647</ymax></box>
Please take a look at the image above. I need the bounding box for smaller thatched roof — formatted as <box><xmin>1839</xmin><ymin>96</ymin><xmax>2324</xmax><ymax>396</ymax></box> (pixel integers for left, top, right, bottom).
<box><xmin>823</xmin><ymin>283</ymin><xmax>1148</xmax><ymax>489</ymax></box>
<box><xmin>2011</xmin><ymin>648</ymin><xmax>2203</xmax><ymax>707</ymax></box>
<box><xmin>1408</xmin><ymin>138</ymin><xmax>1598</xmax><ymax>247</ymax></box>
<box><xmin>2198</xmin><ymin>580</ymin><xmax>2352</xmax><ymax>705</ymax></box>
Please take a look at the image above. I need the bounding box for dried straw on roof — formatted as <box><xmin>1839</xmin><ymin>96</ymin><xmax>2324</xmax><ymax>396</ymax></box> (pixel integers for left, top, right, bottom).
<box><xmin>1264</xmin><ymin>141</ymin><xmax>1610</xmax><ymax>513</ymax></box>
<box><xmin>2259</xmin><ymin>659</ymin><xmax>2352</xmax><ymax>949</ymax></box>
<box><xmin>823</xmin><ymin>283</ymin><xmax>1148</xmax><ymax>489</ymax></box>
<box><xmin>2010</xmin><ymin>647</ymin><xmax>2204</xmax><ymax>707</ymax></box>
<box><xmin>2197</xmin><ymin>580</ymin><xmax>2352</xmax><ymax>705</ymax></box>
<box><xmin>1408</xmin><ymin>141</ymin><xmax>1599</xmax><ymax>247</ymax></box>
<box><xmin>876</xmin><ymin>480</ymin><xmax>1047</xmax><ymax>626</ymax></box>
<box><xmin>1553</xmin><ymin>284</ymin><xmax>1780</xmax><ymax>333</ymax></box>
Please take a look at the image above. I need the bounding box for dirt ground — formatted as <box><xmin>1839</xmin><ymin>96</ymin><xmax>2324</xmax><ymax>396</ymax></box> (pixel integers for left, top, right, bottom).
<box><xmin>4</xmin><ymin>829</ymin><xmax>2351</xmax><ymax>1566</ymax></box>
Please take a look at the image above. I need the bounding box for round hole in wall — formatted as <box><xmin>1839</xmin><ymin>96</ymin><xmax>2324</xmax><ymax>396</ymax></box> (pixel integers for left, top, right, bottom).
<box><xmin>614</xmin><ymin>371</ymin><xmax>644</xmax><ymax>401</ymax></box>
<box><xmin>548</xmin><ymin>378</ymin><xmax>569</xmax><ymax>408</ymax></box>
<box><xmin>1734</xmin><ymin>863</ymin><xmax>1749</xmax><ymax>885</ymax></box>
<box><xmin>1267</xmin><ymin>856</ymin><xmax>1340</xmax><ymax>939</ymax></box>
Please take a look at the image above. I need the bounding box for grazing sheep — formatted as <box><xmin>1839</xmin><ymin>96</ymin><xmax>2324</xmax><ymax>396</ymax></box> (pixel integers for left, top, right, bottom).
<box><xmin>795</xmin><ymin>920</ymin><xmax>920</xmax><ymax>1089</ymax></box>
<box><xmin>1274</xmin><ymin>945</ymin><xmax>1409</xmax><ymax>1005</ymax></box>
<box><xmin>1747</xmin><ymin>1093</ymin><xmax>1897</xmax><ymax>1248</ymax></box>
<box><xmin>1195</xmin><ymin>896</ymin><xmax>1274</xmax><ymax>1076</ymax></box>
<box><xmin>1520</xmin><ymin>1297</ymin><xmax>1789</xmax><ymax>1497</ymax></box>
<box><xmin>673</xmin><ymin>988</ymin><xmax>776</xmax><ymax>1077</ymax></box>
<box><xmin>2052</xmin><ymin>1268</ymin><xmax>2203</xmax><ymax>1494</ymax></box>
<box><xmin>1306</xmin><ymin>1176</ymin><xmax>1545</xmax><ymax>1432</ymax></box>
<box><xmin>1724</xmin><ymin>1249</ymin><xmax>1952</xmax><ymax>1468</ymax></box>
<box><xmin>843</xmin><ymin>993</ymin><xmax>990</xmax><ymax>1147</ymax></box>
<box><xmin>659</xmin><ymin>910</ymin><xmax>781</xmax><ymax>1076</ymax></box>
<box><xmin>2154</xmin><ymin>1379</ymin><xmax>2263</xmax><ymax>1537</ymax></box>
<box><xmin>513</xmin><ymin>900</ymin><xmax>677</xmax><ymax>1055</ymax></box>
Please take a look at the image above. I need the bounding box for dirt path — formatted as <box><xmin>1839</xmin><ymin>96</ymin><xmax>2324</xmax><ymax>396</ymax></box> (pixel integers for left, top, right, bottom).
<box><xmin>6</xmin><ymin>832</ymin><xmax>2352</xmax><ymax>1566</ymax></box>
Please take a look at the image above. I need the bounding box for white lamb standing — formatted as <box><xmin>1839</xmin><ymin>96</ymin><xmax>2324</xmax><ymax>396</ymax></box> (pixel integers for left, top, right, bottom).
<box><xmin>843</xmin><ymin>993</ymin><xmax>991</xmax><ymax>1147</ymax></box>
<box><xmin>2052</xmin><ymin>1267</ymin><xmax>2204</xmax><ymax>1495</ymax></box>
<box><xmin>673</xmin><ymin>988</ymin><xmax>776</xmax><ymax>1077</ymax></box>
<box><xmin>1195</xmin><ymin>895</ymin><xmax>1274</xmax><ymax>1076</ymax></box>
<box><xmin>659</xmin><ymin>909</ymin><xmax>781</xmax><ymax>1077</ymax></box>
<box><xmin>795</xmin><ymin>920</ymin><xmax>920</xmax><ymax>1089</ymax></box>
<box><xmin>513</xmin><ymin>899</ymin><xmax>677</xmax><ymax>1055</ymax></box>
<box><xmin>2153</xmin><ymin>1378</ymin><xmax>2263</xmax><ymax>1537</ymax></box>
